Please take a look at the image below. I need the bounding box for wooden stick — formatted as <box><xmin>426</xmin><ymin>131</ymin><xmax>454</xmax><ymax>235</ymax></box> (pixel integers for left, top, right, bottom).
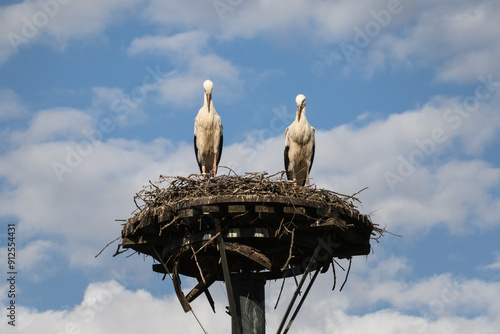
<box><xmin>274</xmin><ymin>277</ymin><xmax>287</xmax><ymax>310</ymax></box>
<box><xmin>281</xmin><ymin>228</ymin><xmax>295</xmax><ymax>271</ymax></box>
<box><xmin>340</xmin><ymin>258</ymin><xmax>352</xmax><ymax>292</ymax></box>
<box><xmin>276</xmin><ymin>239</ymin><xmax>324</xmax><ymax>334</ymax></box>
<box><xmin>331</xmin><ymin>259</ymin><xmax>337</xmax><ymax>291</ymax></box>
<box><xmin>95</xmin><ymin>236</ymin><xmax>120</xmax><ymax>258</ymax></box>
<box><xmin>191</xmin><ymin>245</ymin><xmax>206</xmax><ymax>285</ymax></box>
<box><xmin>283</xmin><ymin>268</ymin><xmax>321</xmax><ymax>334</ymax></box>
<box><xmin>191</xmin><ymin>231</ymin><xmax>221</xmax><ymax>257</ymax></box>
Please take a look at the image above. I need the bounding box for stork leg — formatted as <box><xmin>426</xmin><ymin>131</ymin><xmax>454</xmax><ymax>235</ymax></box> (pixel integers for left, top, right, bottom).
<box><xmin>212</xmin><ymin>153</ymin><xmax>217</xmax><ymax>177</ymax></box>
<box><xmin>292</xmin><ymin>166</ymin><xmax>297</xmax><ymax>186</ymax></box>
<box><xmin>306</xmin><ymin>165</ymin><xmax>310</xmax><ymax>187</ymax></box>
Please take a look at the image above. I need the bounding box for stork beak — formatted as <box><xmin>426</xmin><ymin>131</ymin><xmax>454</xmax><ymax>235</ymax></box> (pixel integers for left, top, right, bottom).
<box><xmin>297</xmin><ymin>105</ymin><xmax>301</xmax><ymax>121</ymax></box>
<box><xmin>207</xmin><ymin>94</ymin><xmax>212</xmax><ymax>112</ymax></box>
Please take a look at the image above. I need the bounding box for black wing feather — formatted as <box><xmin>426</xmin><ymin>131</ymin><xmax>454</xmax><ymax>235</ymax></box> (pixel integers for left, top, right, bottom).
<box><xmin>216</xmin><ymin>132</ymin><xmax>223</xmax><ymax>167</ymax></box>
<box><xmin>194</xmin><ymin>135</ymin><xmax>202</xmax><ymax>173</ymax></box>
<box><xmin>284</xmin><ymin>145</ymin><xmax>292</xmax><ymax>181</ymax></box>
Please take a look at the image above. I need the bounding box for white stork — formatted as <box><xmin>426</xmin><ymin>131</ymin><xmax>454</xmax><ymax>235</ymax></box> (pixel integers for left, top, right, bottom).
<box><xmin>194</xmin><ymin>79</ymin><xmax>223</xmax><ymax>177</ymax></box>
<box><xmin>284</xmin><ymin>94</ymin><xmax>315</xmax><ymax>186</ymax></box>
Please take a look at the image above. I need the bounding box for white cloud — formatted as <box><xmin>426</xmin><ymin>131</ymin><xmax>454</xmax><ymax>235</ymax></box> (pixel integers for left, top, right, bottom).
<box><xmin>0</xmin><ymin>0</ymin><xmax>140</xmax><ymax>65</ymax></box>
<box><xmin>127</xmin><ymin>31</ymin><xmax>209</xmax><ymax>59</ymax></box>
<box><xmin>216</xmin><ymin>0</ymin><xmax>312</xmax><ymax>40</ymax></box>
<box><xmin>7</xmin><ymin>240</ymin><xmax>60</xmax><ymax>282</ymax></box>
<box><xmin>157</xmin><ymin>0</ymin><xmax>499</xmax><ymax>84</ymax></box>
<box><xmin>156</xmin><ymin>54</ymin><xmax>242</xmax><ymax>107</ymax></box>
<box><xmin>0</xmin><ymin>1</ymin><xmax>39</xmax><ymax>64</ymax></box>
<box><xmin>3</xmin><ymin>0</ymin><xmax>498</xmax><ymax>85</ymax></box>
<box><xmin>143</xmin><ymin>0</ymin><xmax>404</xmax><ymax>42</ymax></box>
<box><xmin>0</xmin><ymin>89</ymin><xmax>28</xmax><ymax>121</ymax></box>
<box><xmin>41</xmin><ymin>0</ymin><xmax>140</xmax><ymax>42</ymax></box>
<box><xmin>9</xmin><ymin>108</ymin><xmax>95</xmax><ymax>145</ymax></box>
<box><xmin>143</xmin><ymin>0</ymin><xmax>219</xmax><ymax>32</ymax></box>
<box><xmin>310</xmin><ymin>0</ymin><xmax>405</xmax><ymax>42</ymax></box>
<box><xmin>374</xmin><ymin>159</ymin><xmax>500</xmax><ymax>234</ymax></box>
<box><xmin>17</xmin><ymin>240</ymin><xmax>56</xmax><ymax>271</ymax></box>
<box><xmin>364</xmin><ymin>1</ymin><xmax>500</xmax><ymax>82</ymax></box>
<box><xmin>481</xmin><ymin>253</ymin><xmax>500</xmax><ymax>271</ymax></box>
<box><xmin>142</xmin><ymin>0</ymin><xmax>388</xmax><ymax>42</ymax></box>
<box><xmin>0</xmin><ymin>137</ymin><xmax>171</xmax><ymax>240</ymax></box>
<box><xmin>90</xmin><ymin>86</ymin><xmax>147</xmax><ymax>126</ymax></box>
<box><xmin>219</xmin><ymin>1</ymin><xmax>500</xmax><ymax>84</ymax></box>
<box><xmin>128</xmin><ymin>32</ymin><xmax>242</xmax><ymax>107</ymax></box>
<box><xmin>91</xmin><ymin>87</ymin><xmax>125</xmax><ymax>109</ymax></box>
<box><xmin>1</xmin><ymin>109</ymin><xmax>155</xmax><ymax>231</ymax></box>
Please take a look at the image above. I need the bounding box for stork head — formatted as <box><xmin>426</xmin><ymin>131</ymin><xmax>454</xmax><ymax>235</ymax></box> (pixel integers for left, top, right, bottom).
<box><xmin>203</xmin><ymin>80</ymin><xmax>213</xmax><ymax>95</ymax></box>
<box><xmin>203</xmin><ymin>80</ymin><xmax>213</xmax><ymax>111</ymax></box>
<box><xmin>296</xmin><ymin>94</ymin><xmax>306</xmax><ymax>120</ymax></box>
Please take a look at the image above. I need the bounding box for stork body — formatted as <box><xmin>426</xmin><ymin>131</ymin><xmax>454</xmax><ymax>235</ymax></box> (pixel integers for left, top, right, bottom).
<box><xmin>194</xmin><ymin>80</ymin><xmax>223</xmax><ymax>176</ymax></box>
<box><xmin>284</xmin><ymin>94</ymin><xmax>315</xmax><ymax>186</ymax></box>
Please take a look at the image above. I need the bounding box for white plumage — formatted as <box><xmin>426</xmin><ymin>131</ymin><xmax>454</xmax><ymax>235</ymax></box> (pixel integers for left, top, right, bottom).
<box><xmin>194</xmin><ymin>80</ymin><xmax>223</xmax><ymax>176</ymax></box>
<box><xmin>284</xmin><ymin>94</ymin><xmax>315</xmax><ymax>186</ymax></box>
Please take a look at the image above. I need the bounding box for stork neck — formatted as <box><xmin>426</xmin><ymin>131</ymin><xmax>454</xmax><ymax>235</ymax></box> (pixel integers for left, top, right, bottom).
<box><xmin>204</xmin><ymin>93</ymin><xmax>212</xmax><ymax>112</ymax></box>
<box><xmin>296</xmin><ymin>107</ymin><xmax>306</xmax><ymax>122</ymax></box>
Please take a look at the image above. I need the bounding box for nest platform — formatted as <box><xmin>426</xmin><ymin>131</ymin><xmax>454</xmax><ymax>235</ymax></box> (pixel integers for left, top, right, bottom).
<box><xmin>121</xmin><ymin>172</ymin><xmax>375</xmax><ymax>281</ymax></box>
<box><xmin>116</xmin><ymin>171</ymin><xmax>382</xmax><ymax>332</ymax></box>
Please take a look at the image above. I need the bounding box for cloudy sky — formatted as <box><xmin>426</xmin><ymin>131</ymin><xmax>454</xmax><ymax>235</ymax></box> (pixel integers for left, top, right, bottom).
<box><xmin>1</xmin><ymin>0</ymin><xmax>500</xmax><ymax>333</ymax></box>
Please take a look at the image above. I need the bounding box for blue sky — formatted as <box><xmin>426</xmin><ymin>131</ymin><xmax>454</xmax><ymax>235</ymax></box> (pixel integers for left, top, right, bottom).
<box><xmin>1</xmin><ymin>0</ymin><xmax>500</xmax><ymax>333</ymax></box>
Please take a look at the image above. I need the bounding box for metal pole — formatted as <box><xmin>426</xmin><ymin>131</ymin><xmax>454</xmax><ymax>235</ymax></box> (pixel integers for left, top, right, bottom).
<box><xmin>215</xmin><ymin>218</ymin><xmax>241</xmax><ymax>334</ymax></box>
<box><xmin>231</xmin><ymin>274</ymin><xmax>266</xmax><ymax>334</ymax></box>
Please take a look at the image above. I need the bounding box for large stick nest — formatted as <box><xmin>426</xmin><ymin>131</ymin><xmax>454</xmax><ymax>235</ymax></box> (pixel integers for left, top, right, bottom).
<box><xmin>132</xmin><ymin>169</ymin><xmax>364</xmax><ymax>216</ymax></box>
